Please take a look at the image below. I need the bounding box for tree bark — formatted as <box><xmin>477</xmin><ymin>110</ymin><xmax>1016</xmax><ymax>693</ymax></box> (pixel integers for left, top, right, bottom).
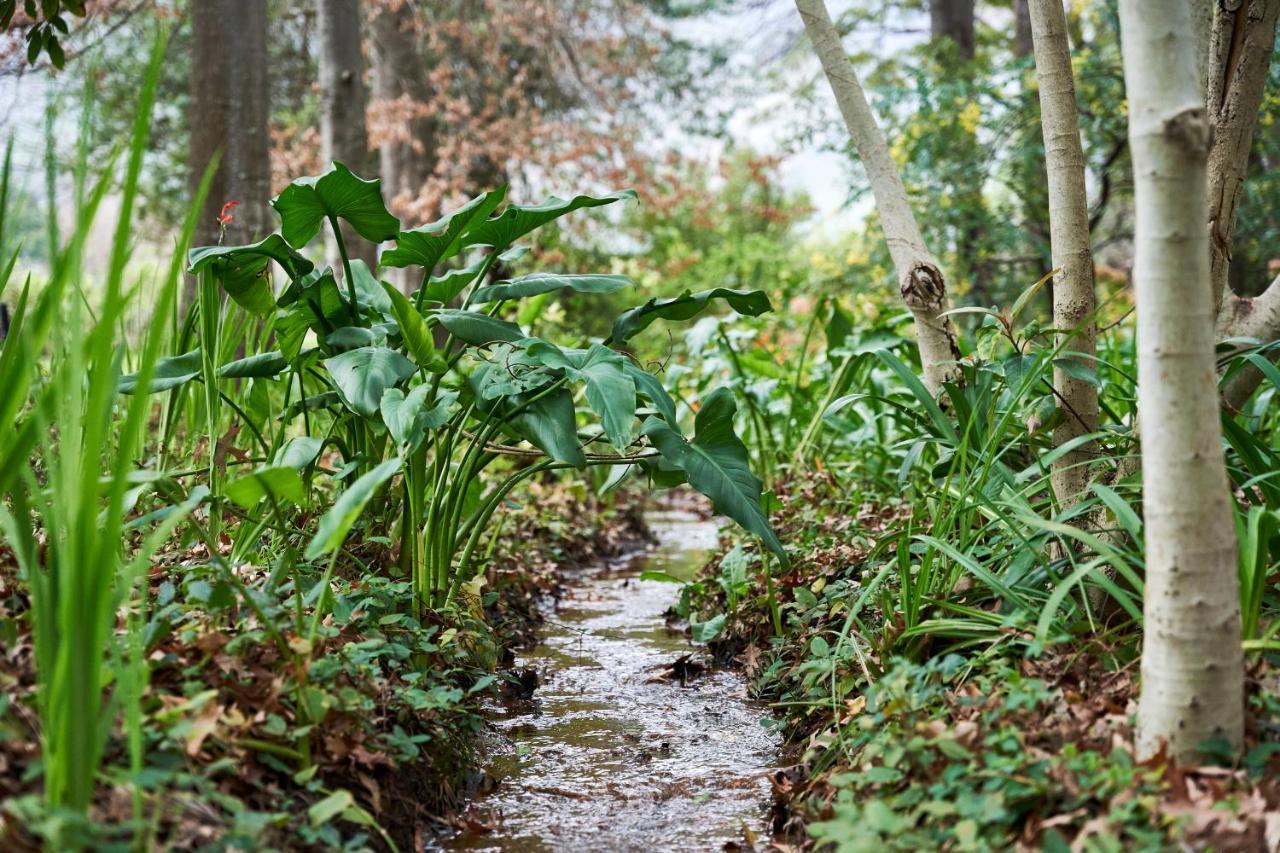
<box><xmin>189</xmin><ymin>0</ymin><xmax>273</xmax><ymax>253</ymax></box>
<box><xmin>318</xmin><ymin>0</ymin><xmax>377</xmax><ymax>267</ymax></box>
<box><xmin>1120</xmin><ymin>0</ymin><xmax>1243</xmax><ymax>761</ymax></box>
<box><xmin>1205</xmin><ymin>1</ymin><xmax>1280</xmax><ymax>409</ymax></box>
<box><xmin>369</xmin><ymin>1</ymin><xmax>436</xmax><ymax>219</ymax></box>
<box><xmin>1207</xmin><ymin>0</ymin><xmax>1280</xmax><ymax>312</ymax></box>
<box><xmin>794</xmin><ymin>0</ymin><xmax>961</xmax><ymax>397</ymax></box>
<box><xmin>1029</xmin><ymin>0</ymin><xmax>1099</xmax><ymax>508</ymax></box>
<box><xmin>930</xmin><ymin>0</ymin><xmax>976</xmax><ymax>59</ymax></box>
<box><xmin>1015</xmin><ymin>0</ymin><xmax>1035</xmax><ymax>58</ymax></box>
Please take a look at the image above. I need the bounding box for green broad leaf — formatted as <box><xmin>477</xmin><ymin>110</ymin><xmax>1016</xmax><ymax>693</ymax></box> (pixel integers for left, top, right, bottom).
<box><xmin>578</xmin><ymin>345</ymin><xmax>637</xmax><ymax>451</ymax></box>
<box><xmin>461</xmin><ymin>190</ymin><xmax>636</xmax><ymax>253</ymax></box>
<box><xmin>305</xmin><ymin>457</ymin><xmax>404</xmax><ymax>561</ymax></box>
<box><xmin>471</xmin><ymin>273</ymin><xmax>631</xmax><ymax>304</ymax></box>
<box><xmin>325</xmin><ymin>326</ymin><xmax>384</xmax><ymax>350</ymax></box>
<box><xmin>514</xmin><ymin>385</ymin><xmax>585</xmax><ymax>468</ymax></box>
<box><xmin>691</xmin><ymin>613</ymin><xmax>727</xmax><ymax>643</ymax></box>
<box><xmin>381</xmin><ymin>281</ymin><xmax>445</xmax><ymax>372</ymax></box>
<box><xmin>641</xmin><ymin>387</ymin><xmax>785</xmax><ymax>560</ymax></box>
<box><xmin>272</xmin><ymin>162</ymin><xmax>400</xmax><ymax>249</ymax></box>
<box><xmin>349</xmin><ymin>259</ymin><xmax>392</xmax><ymax>314</ymax></box>
<box><xmin>188</xmin><ymin>234</ymin><xmax>314</xmax><ymax>315</ymax></box>
<box><xmin>119</xmin><ymin>349</ymin><xmax>201</xmax><ymax>394</ymax></box>
<box><xmin>519</xmin><ymin>340</ymin><xmax>639</xmax><ymax>450</ymax></box>
<box><xmin>224</xmin><ymin>465</ymin><xmax>305</xmax><ymax>509</ymax></box>
<box><xmin>624</xmin><ymin>362</ymin><xmax>678</xmax><ymax>425</ymax></box>
<box><xmin>1052</xmin><ymin>357</ymin><xmax>1100</xmax><ymax>387</ymax></box>
<box><xmin>217</xmin><ymin>351</ymin><xmax>288</xmax><ymax>379</ymax></box>
<box><xmin>420</xmin><ymin>257</ymin><xmax>486</xmax><ymax>305</ymax></box>
<box><xmin>380</xmin><ymin>386</ymin><xmax>456</xmax><ymax>450</ymax></box>
<box><xmin>436</xmin><ymin>309</ymin><xmax>524</xmax><ymax>345</ymax></box>
<box><xmin>273</xmin><ymin>436</ymin><xmax>324</xmax><ymax>469</ymax></box>
<box><xmin>476</xmin><ymin>345</ymin><xmax>559</xmax><ymax>400</ymax></box>
<box><xmin>323</xmin><ymin>346</ymin><xmax>416</xmax><ymax>417</ymax></box>
<box><xmin>381</xmin><ymin>188</ymin><xmax>506</xmax><ymax>270</ymax></box>
<box><xmin>609</xmin><ymin>288</ymin><xmax>773</xmax><ymax>344</ymax></box>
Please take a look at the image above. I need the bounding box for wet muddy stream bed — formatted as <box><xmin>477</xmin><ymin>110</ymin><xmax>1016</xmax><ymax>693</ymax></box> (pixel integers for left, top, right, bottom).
<box><xmin>445</xmin><ymin>511</ymin><xmax>779</xmax><ymax>852</ymax></box>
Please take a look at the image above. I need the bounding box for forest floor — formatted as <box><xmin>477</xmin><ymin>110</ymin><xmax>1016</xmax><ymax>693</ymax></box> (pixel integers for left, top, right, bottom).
<box><xmin>689</xmin><ymin>472</ymin><xmax>1280</xmax><ymax>851</ymax></box>
<box><xmin>0</xmin><ymin>482</ymin><xmax>651</xmax><ymax>851</ymax></box>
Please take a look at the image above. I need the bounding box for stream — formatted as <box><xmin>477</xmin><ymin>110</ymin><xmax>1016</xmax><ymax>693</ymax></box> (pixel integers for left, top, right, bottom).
<box><xmin>445</xmin><ymin>510</ymin><xmax>779</xmax><ymax>852</ymax></box>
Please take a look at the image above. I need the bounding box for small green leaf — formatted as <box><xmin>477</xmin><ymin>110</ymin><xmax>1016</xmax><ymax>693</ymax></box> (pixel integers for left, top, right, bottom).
<box><xmin>272</xmin><ymin>162</ymin><xmax>399</xmax><ymax>249</ymax></box>
<box><xmin>691</xmin><ymin>613</ymin><xmax>726</xmax><ymax>643</ymax></box>
<box><xmin>225</xmin><ymin>466</ymin><xmax>305</xmax><ymax>509</ymax></box>
<box><xmin>1052</xmin><ymin>357</ymin><xmax>1100</xmax><ymax>387</ymax></box>
<box><xmin>639</xmin><ymin>570</ymin><xmax>685</xmax><ymax>584</ymax></box>
<box><xmin>272</xmin><ymin>436</ymin><xmax>324</xmax><ymax>469</ymax></box>
<box><xmin>307</xmin><ymin>789</ymin><xmax>354</xmax><ymax>828</ymax></box>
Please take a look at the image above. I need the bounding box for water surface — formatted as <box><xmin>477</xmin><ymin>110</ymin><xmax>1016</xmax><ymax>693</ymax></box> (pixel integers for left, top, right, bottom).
<box><xmin>446</xmin><ymin>511</ymin><xmax>777</xmax><ymax>852</ymax></box>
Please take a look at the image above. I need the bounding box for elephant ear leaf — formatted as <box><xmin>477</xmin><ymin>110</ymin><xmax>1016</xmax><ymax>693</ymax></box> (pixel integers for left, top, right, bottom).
<box><xmin>381</xmin><ymin>188</ymin><xmax>506</xmax><ymax>270</ymax></box>
<box><xmin>471</xmin><ymin>273</ymin><xmax>631</xmax><ymax>304</ymax></box>
<box><xmin>119</xmin><ymin>349</ymin><xmax>202</xmax><ymax>394</ymax></box>
<box><xmin>187</xmin><ymin>234</ymin><xmax>314</xmax><ymax>315</ymax></box>
<box><xmin>272</xmin><ymin>162</ymin><xmax>400</xmax><ymax>249</ymax></box>
<box><xmin>610</xmin><ymin>288</ymin><xmax>773</xmax><ymax>344</ymax></box>
<box><xmin>641</xmin><ymin>387</ymin><xmax>785</xmax><ymax>560</ymax></box>
<box><xmin>462</xmin><ymin>190</ymin><xmax>636</xmax><ymax>254</ymax></box>
<box><xmin>323</xmin><ymin>346</ymin><xmax>416</xmax><ymax>417</ymax></box>
<box><xmin>510</xmin><ymin>385</ymin><xmax>586</xmax><ymax>469</ymax></box>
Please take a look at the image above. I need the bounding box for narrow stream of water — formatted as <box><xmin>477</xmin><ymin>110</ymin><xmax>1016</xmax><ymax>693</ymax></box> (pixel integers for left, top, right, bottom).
<box><xmin>445</xmin><ymin>510</ymin><xmax>778</xmax><ymax>852</ymax></box>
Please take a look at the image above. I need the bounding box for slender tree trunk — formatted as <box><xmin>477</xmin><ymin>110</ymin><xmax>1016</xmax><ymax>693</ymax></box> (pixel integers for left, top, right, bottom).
<box><xmin>189</xmin><ymin>0</ymin><xmax>272</xmax><ymax>254</ymax></box>
<box><xmin>1120</xmin><ymin>0</ymin><xmax>1243</xmax><ymax>761</ymax></box>
<box><xmin>1029</xmin><ymin>0</ymin><xmax>1099</xmax><ymax>507</ymax></box>
<box><xmin>1207</xmin><ymin>0</ymin><xmax>1280</xmax><ymax>312</ymax></box>
<box><xmin>370</xmin><ymin>1</ymin><xmax>435</xmax><ymax>218</ymax></box>
<box><xmin>1206</xmin><ymin>0</ymin><xmax>1280</xmax><ymax>410</ymax></box>
<box><xmin>794</xmin><ymin>0</ymin><xmax>961</xmax><ymax>397</ymax></box>
<box><xmin>1015</xmin><ymin>0</ymin><xmax>1034</xmax><ymax>58</ymax></box>
<box><xmin>930</xmin><ymin>0</ymin><xmax>976</xmax><ymax>59</ymax></box>
<box><xmin>318</xmin><ymin>0</ymin><xmax>377</xmax><ymax>267</ymax></box>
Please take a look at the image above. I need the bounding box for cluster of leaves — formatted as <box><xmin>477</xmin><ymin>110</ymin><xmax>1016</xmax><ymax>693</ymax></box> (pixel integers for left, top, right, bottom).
<box><xmin>1</xmin><ymin>0</ymin><xmax>85</xmax><ymax>67</ymax></box>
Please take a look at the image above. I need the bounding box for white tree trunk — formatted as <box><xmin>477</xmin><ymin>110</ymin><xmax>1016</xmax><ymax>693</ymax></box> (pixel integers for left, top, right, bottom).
<box><xmin>1029</xmin><ymin>0</ymin><xmax>1099</xmax><ymax>508</ymax></box>
<box><xmin>1120</xmin><ymin>0</ymin><xmax>1243</xmax><ymax>761</ymax></box>
<box><xmin>793</xmin><ymin>0</ymin><xmax>961</xmax><ymax>396</ymax></box>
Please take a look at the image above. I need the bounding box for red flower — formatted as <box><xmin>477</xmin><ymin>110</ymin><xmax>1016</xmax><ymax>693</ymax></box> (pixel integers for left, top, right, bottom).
<box><xmin>217</xmin><ymin>200</ymin><xmax>239</xmax><ymax>227</ymax></box>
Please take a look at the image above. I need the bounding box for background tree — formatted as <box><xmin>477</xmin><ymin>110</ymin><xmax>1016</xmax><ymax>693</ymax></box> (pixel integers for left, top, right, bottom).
<box><xmin>188</xmin><ymin>0</ymin><xmax>271</xmax><ymax>250</ymax></box>
<box><xmin>317</xmin><ymin>0</ymin><xmax>374</xmax><ymax>266</ymax></box>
